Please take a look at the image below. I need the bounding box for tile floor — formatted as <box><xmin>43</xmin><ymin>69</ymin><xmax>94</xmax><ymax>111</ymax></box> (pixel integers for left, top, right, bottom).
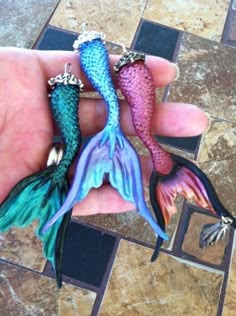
<box><xmin>0</xmin><ymin>0</ymin><xmax>236</xmax><ymax>315</ymax></box>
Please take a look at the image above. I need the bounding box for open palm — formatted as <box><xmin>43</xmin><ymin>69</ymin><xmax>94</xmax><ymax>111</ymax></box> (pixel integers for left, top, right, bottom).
<box><xmin>0</xmin><ymin>48</ymin><xmax>54</xmax><ymax>202</ymax></box>
<box><xmin>0</xmin><ymin>48</ymin><xmax>208</xmax><ymax>215</ymax></box>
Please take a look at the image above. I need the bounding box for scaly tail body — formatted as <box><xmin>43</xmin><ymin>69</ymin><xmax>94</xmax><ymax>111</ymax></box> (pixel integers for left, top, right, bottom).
<box><xmin>115</xmin><ymin>51</ymin><xmax>236</xmax><ymax>260</ymax></box>
<box><xmin>43</xmin><ymin>31</ymin><xmax>168</xmax><ymax>241</ymax></box>
<box><xmin>0</xmin><ymin>64</ymin><xmax>83</xmax><ymax>287</ymax></box>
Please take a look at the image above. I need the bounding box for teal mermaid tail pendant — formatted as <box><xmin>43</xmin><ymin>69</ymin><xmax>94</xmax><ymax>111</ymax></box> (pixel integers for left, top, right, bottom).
<box><xmin>0</xmin><ymin>64</ymin><xmax>83</xmax><ymax>287</ymax></box>
<box><xmin>43</xmin><ymin>30</ymin><xmax>168</xmax><ymax>241</ymax></box>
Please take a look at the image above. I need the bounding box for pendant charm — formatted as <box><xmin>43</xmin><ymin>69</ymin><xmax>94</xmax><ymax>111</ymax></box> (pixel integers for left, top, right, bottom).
<box><xmin>200</xmin><ymin>216</ymin><xmax>232</xmax><ymax>248</ymax></box>
<box><xmin>43</xmin><ymin>29</ymin><xmax>168</xmax><ymax>241</ymax></box>
<box><xmin>0</xmin><ymin>63</ymin><xmax>83</xmax><ymax>287</ymax></box>
<box><xmin>115</xmin><ymin>50</ymin><xmax>236</xmax><ymax>260</ymax></box>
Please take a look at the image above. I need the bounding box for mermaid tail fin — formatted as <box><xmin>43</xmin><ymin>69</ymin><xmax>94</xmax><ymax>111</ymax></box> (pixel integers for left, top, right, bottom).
<box><xmin>0</xmin><ymin>166</ymin><xmax>68</xmax><ymax>280</ymax></box>
<box><xmin>54</xmin><ymin>207</ymin><xmax>72</xmax><ymax>288</ymax></box>
<box><xmin>151</xmin><ymin>153</ymin><xmax>236</xmax><ymax>251</ymax></box>
<box><xmin>43</xmin><ymin>127</ymin><xmax>168</xmax><ymax>241</ymax></box>
<box><xmin>149</xmin><ymin>170</ymin><xmax>166</xmax><ymax>262</ymax></box>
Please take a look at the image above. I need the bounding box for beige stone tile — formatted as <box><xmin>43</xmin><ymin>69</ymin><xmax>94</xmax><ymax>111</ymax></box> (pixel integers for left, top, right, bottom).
<box><xmin>143</xmin><ymin>0</ymin><xmax>230</xmax><ymax>42</ymax></box>
<box><xmin>182</xmin><ymin>212</ymin><xmax>229</xmax><ymax>265</ymax></box>
<box><xmin>0</xmin><ymin>222</ymin><xmax>46</xmax><ymax>272</ymax></box>
<box><xmin>0</xmin><ymin>261</ymin><xmax>96</xmax><ymax>316</ymax></box>
<box><xmin>0</xmin><ymin>0</ymin><xmax>59</xmax><ymax>48</ymax></box>
<box><xmin>78</xmin><ymin>211</ymin><xmax>157</xmax><ymax>245</ymax></box>
<box><xmin>50</xmin><ymin>0</ymin><xmax>147</xmax><ymax>47</ymax></box>
<box><xmin>168</xmin><ymin>33</ymin><xmax>236</xmax><ymax>122</ymax></box>
<box><xmin>223</xmin><ymin>243</ymin><xmax>236</xmax><ymax>315</ymax></box>
<box><xmin>99</xmin><ymin>240</ymin><xmax>223</xmax><ymax>315</ymax></box>
<box><xmin>197</xmin><ymin>119</ymin><xmax>236</xmax><ymax>215</ymax></box>
<box><xmin>78</xmin><ymin>195</ymin><xmax>182</xmax><ymax>251</ymax></box>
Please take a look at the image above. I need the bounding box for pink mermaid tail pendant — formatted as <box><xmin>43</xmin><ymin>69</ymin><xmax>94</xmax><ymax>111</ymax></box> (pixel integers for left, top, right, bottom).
<box><xmin>115</xmin><ymin>51</ymin><xmax>236</xmax><ymax>260</ymax></box>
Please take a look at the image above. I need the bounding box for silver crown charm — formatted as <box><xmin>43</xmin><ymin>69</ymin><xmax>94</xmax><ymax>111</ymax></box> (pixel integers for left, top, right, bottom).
<box><xmin>114</xmin><ymin>50</ymin><xmax>146</xmax><ymax>74</ymax></box>
<box><xmin>73</xmin><ymin>31</ymin><xmax>105</xmax><ymax>52</ymax></box>
<box><xmin>48</xmin><ymin>63</ymin><xmax>84</xmax><ymax>89</ymax></box>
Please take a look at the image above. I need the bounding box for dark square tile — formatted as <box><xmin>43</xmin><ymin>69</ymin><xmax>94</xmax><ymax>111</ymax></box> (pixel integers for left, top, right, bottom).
<box><xmin>133</xmin><ymin>20</ymin><xmax>180</xmax><ymax>61</ymax></box>
<box><xmin>156</xmin><ymin>135</ymin><xmax>201</xmax><ymax>153</ymax></box>
<box><xmin>34</xmin><ymin>26</ymin><xmax>78</xmax><ymax>50</ymax></box>
<box><xmin>60</xmin><ymin>221</ymin><xmax>116</xmax><ymax>288</ymax></box>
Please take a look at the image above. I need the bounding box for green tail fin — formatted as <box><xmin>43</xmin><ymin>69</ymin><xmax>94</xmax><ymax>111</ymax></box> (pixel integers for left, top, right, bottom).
<box><xmin>0</xmin><ymin>166</ymin><xmax>67</xmax><ymax>275</ymax></box>
<box><xmin>54</xmin><ymin>209</ymin><xmax>72</xmax><ymax>288</ymax></box>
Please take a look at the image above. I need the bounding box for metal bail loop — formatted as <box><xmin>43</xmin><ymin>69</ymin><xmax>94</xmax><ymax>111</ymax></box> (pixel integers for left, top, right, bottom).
<box><xmin>121</xmin><ymin>44</ymin><xmax>127</xmax><ymax>53</ymax></box>
<box><xmin>64</xmin><ymin>62</ymin><xmax>72</xmax><ymax>75</ymax></box>
<box><xmin>82</xmin><ymin>22</ymin><xmax>88</xmax><ymax>33</ymax></box>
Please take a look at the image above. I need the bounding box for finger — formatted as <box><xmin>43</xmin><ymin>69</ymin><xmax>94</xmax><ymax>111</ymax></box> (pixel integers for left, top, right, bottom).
<box><xmin>78</xmin><ymin>99</ymin><xmax>209</xmax><ymax>137</ymax></box>
<box><xmin>71</xmin><ymin>156</ymin><xmax>153</xmax><ymax>216</ymax></box>
<box><xmin>34</xmin><ymin>50</ymin><xmax>178</xmax><ymax>88</ymax></box>
<box><xmin>72</xmin><ymin>185</ymin><xmax>136</xmax><ymax>216</ymax></box>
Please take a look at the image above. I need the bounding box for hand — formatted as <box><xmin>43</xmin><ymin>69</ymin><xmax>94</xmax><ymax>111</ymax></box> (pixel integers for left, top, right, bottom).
<box><xmin>0</xmin><ymin>48</ymin><xmax>208</xmax><ymax>215</ymax></box>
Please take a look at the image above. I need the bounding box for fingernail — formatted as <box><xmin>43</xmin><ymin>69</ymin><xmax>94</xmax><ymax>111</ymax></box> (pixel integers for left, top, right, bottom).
<box><xmin>170</xmin><ymin>62</ymin><xmax>180</xmax><ymax>81</ymax></box>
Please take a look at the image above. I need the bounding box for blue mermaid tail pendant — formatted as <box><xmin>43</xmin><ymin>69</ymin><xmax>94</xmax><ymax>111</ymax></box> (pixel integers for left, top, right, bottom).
<box><xmin>0</xmin><ymin>64</ymin><xmax>83</xmax><ymax>287</ymax></box>
<box><xmin>43</xmin><ymin>31</ymin><xmax>168</xmax><ymax>241</ymax></box>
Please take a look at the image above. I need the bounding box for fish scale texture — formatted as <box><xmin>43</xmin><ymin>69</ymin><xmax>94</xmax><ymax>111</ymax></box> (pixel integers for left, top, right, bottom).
<box><xmin>117</xmin><ymin>62</ymin><xmax>173</xmax><ymax>175</ymax></box>
<box><xmin>50</xmin><ymin>83</ymin><xmax>81</xmax><ymax>180</ymax></box>
<box><xmin>0</xmin><ymin>80</ymin><xmax>82</xmax><ymax>281</ymax></box>
<box><xmin>79</xmin><ymin>39</ymin><xmax>119</xmax><ymax>128</ymax></box>
<box><xmin>42</xmin><ymin>38</ymin><xmax>169</xmax><ymax>241</ymax></box>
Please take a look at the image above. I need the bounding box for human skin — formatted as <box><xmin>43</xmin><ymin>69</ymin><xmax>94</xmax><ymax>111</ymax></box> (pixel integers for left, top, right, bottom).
<box><xmin>0</xmin><ymin>47</ymin><xmax>208</xmax><ymax>215</ymax></box>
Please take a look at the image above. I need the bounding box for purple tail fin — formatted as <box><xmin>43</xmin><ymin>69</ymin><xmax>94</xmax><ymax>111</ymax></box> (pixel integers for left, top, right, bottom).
<box><xmin>43</xmin><ymin>127</ymin><xmax>168</xmax><ymax>241</ymax></box>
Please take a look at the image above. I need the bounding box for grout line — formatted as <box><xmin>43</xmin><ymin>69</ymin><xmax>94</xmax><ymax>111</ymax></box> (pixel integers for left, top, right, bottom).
<box><xmin>162</xmin><ymin>29</ymin><xmax>181</xmax><ymax>105</ymax></box>
<box><xmin>0</xmin><ymin>257</ymin><xmax>47</xmax><ymax>276</ymax></box>
<box><xmin>91</xmin><ymin>238</ymin><xmax>121</xmax><ymax>316</ymax></box>
<box><xmin>43</xmin><ymin>260</ymin><xmax>99</xmax><ymax>293</ymax></box>
<box><xmin>221</xmin><ymin>0</ymin><xmax>236</xmax><ymax>47</ymax></box>
<box><xmin>194</xmin><ymin>134</ymin><xmax>203</xmax><ymax>160</ymax></box>
<box><xmin>129</xmin><ymin>0</ymin><xmax>149</xmax><ymax>50</ymax></box>
<box><xmin>161</xmin><ymin>31</ymin><xmax>200</xmax><ymax>155</ymax></box>
<box><xmin>130</xmin><ymin>18</ymin><xmax>144</xmax><ymax>50</ymax></box>
<box><xmin>162</xmin><ymin>84</ymin><xmax>170</xmax><ymax>103</ymax></box>
<box><xmin>31</xmin><ymin>0</ymin><xmax>62</xmax><ymax>49</ymax></box>
<box><xmin>169</xmin><ymin>254</ymin><xmax>225</xmax><ymax>275</ymax></box>
<box><xmin>172</xmin><ymin>31</ymin><xmax>184</xmax><ymax>63</ymax></box>
<box><xmin>217</xmin><ymin>231</ymin><xmax>235</xmax><ymax>316</ymax></box>
<box><xmin>208</xmin><ymin>116</ymin><xmax>236</xmax><ymax>124</ymax></box>
<box><xmin>220</xmin><ymin>0</ymin><xmax>232</xmax><ymax>42</ymax></box>
<box><xmin>142</xmin><ymin>0</ymin><xmax>149</xmax><ymax>17</ymax></box>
